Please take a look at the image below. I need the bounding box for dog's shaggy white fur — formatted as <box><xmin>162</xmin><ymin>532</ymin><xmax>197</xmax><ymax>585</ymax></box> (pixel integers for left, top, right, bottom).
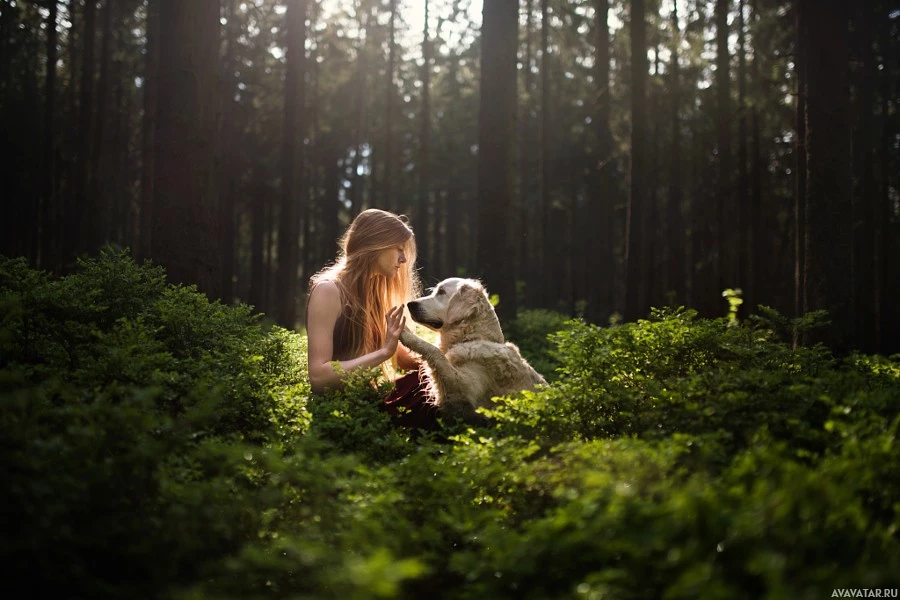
<box><xmin>400</xmin><ymin>278</ymin><xmax>546</xmax><ymax>423</ymax></box>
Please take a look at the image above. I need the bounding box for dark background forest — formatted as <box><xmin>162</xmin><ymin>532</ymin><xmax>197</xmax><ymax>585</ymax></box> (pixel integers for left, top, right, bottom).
<box><xmin>1</xmin><ymin>0</ymin><xmax>898</xmax><ymax>354</ymax></box>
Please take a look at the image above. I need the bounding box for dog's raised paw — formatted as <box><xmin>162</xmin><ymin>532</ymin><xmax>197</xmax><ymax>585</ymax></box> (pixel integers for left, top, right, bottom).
<box><xmin>399</xmin><ymin>328</ymin><xmax>417</xmax><ymax>347</ymax></box>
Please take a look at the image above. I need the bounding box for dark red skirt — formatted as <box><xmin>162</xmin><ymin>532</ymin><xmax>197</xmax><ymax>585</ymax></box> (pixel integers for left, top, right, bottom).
<box><xmin>382</xmin><ymin>368</ymin><xmax>441</xmax><ymax>431</ymax></box>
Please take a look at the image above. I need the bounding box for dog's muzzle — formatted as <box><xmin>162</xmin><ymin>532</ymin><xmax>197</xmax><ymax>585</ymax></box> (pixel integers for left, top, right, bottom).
<box><xmin>407</xmin><ymin>301</ymin><xmax>443</xmax><ymax>330</ymax></box>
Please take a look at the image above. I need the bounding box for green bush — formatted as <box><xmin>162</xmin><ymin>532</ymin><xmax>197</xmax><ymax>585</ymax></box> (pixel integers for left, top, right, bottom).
<box><xmin>3</xmin><ymin>252</ymin><xmax>899</xmax><ymax>599</ymax></box>
<box><xmin>506</xmin><ymin>308</ymin><xmax>575</xmax><ymax>381</ymax></box>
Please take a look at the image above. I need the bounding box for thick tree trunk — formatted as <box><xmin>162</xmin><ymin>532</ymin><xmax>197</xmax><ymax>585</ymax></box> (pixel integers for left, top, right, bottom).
<box><xmin>276</xmin><ymin>0</ymin><xmax>308</xmax><ymax>329</ymax></box>
<box><xmin>152</xmin><ymin>0</ymin><xmax>220</xmax><ymax>298</ymax></box>
<box><xmin>624</xmin><ymin>0</ymin><xmax>649</xmax><ymax>322</ymax></box>
<box><xmin>85</xmin><ymin>0</ymin><xmax>113</xmax><ymax>252</ymax></box>
<box><xmin>71</xmin><ymin>0</ymin><xmax>96</xmax><ymax>260</ymax></box>
<box><xmin>875</xmin><ymin>3</ymin><xmax>895</xmax><ymax>352</ymax></box>
<box><xmin>476</xmin><ymin>0</ymin><xmax>518</xmax><ymax>322</ymax></box>
<box><xmin>219</xmin><ymin>0</ymin><xmax>239</xmax><ymax>305</ymax></box>
<box><xmin>587</xmin><ymin>0</ymin><xmax>615</xmax><ymax>320</ymax></box>
<box><xmin>852</xmin><ymin>1</ymin><xmax>876</xmax><ymax>352</ymax></box>
<box><xmin>803</xmin><ymin>0</ymin><xmax>853</xmax><ymax>351</ymax></box>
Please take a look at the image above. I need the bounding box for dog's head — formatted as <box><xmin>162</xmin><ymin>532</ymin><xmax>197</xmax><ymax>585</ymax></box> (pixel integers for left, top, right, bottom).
<box><xmin>407</xmin><ymin>278</ymin><xmax>503</xmax><ymax>343</ymax></box>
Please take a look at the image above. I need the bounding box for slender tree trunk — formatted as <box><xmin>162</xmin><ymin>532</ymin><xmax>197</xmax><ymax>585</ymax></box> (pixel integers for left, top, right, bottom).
<box><xmin>153</xmin><ymin>0</ymin><xmax>221</xmax><ymax>298</ymax></box>
<box><xmin>349</xmin><ymin>0</ymin><xmax>367</xmax><ymax>218</ymax></box>
<box><xmin>303</xmin><ymin>1</ymin><xmax>321</xmax><ymax>285</ymax></box>
<box><xmin>667</xmin><ymin>0</ymin><xmax>685</xmax><ymax>306</ymax></box>
<box><xmin>517</xmin><ymin>0</ymin><xmax>534</xmax><ymax>307</ymax></box>
<box><xmin>803</xmin><ymin>0</ymin><xmax>852</xmax><ymax>352</ymax></box>
<box><xmin>476</xmin><ymin>0</ymin><xmax>518</xmax><ymax>322</ymax></box>
<box><xmin>384</xmin><ymin>0</ymin><xmax>396</xmax><ymax>214</ymax></box>
<box><xmin>276</xmin><ymin>0</ymin><xmax>309</xmax><ymax>328</ymax></box>
<box><xmin>715</xmin><ymin>0</ymin><xmax>732</xmax><ymax>293</ymax></box>
<box><xmin>794</xmin><ymin>0</ymin><xmax>808</xmax><ymax>343</ymax></box>
<box><xmin>737</xmin><ymin>0</ymin><xmax>749</xmax><ymax>312</ymax></box>
<box><xmin>539</xmin><ymin>0</ymin><xmax>551</xmax><ymax>307</ymax></box>
<box><xmin>40</xmin><ymin>0</ymin><xmax>58</xmax><ymax>269</ymax></box>
<box><xmin>62</xmin><ymin>0</ymin><xmax>79</xmax><ymax>265</ymax></box>
<box><xmin>750</xmin><ymin>0</ymin><xmax>763</xmax><ymax>313</ymax></box>
<box><xmin>417</xmin><ymin>0</ymin><xmax>433</xmax><ymax>274</ymax></box>
<box><xmin>138</xmin><ymin>0</ymin><xmax>159</xmax><ymax>262</ymax></box>
<box><xmin>852</xmin><ymin>0</ymin><xmax>876</xmax><ymax>352</ymax></box>
<box><xmin>320</xmin><ymin>136</ymin><xmax>341</xmax><ymax>270</ymax></box>
<box><xmin>624</xmin><ymin>0</ymin><xmax>649</xmax><ymax>322</ymax></box>
<box><xmin>445</xmin><ymin>54</ymin><xmax>462</xmax><ymax>277</ymax></box>
<box><xmin>249</xmin><ymin>163</ymin><xmax>266</xmax><ymax>312</ymax></box>
<box><xmin>875</xmin><ymin>3</ymin><xmax>894</xmax><ymax>352</ymax></box>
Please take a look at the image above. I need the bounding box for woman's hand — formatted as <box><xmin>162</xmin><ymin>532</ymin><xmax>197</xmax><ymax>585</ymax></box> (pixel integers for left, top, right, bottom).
<box><xmin>381</xmin><ymin>305</ymin><xmax>406</xmax><ymax>359</ymax></box>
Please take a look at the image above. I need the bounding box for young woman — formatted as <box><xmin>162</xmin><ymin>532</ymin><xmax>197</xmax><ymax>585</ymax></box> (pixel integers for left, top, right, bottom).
<box><xmin>305</xmin><ymin>208</ymin><xmax>439</xmax><ymax>430</ymax></box>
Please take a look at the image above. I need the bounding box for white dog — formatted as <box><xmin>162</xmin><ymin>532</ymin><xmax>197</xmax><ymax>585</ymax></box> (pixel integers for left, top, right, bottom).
<box><xmin>400</xmin><ymin>278</ymin><xmax>546</xmax><ymax>424</ymax></box>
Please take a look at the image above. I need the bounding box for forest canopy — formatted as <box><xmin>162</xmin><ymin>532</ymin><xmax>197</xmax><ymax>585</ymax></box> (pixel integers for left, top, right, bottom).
<box><xmin>1</xmin><ymin>0</ymin><xmax>897</xmax><ymax>352</ymax></box>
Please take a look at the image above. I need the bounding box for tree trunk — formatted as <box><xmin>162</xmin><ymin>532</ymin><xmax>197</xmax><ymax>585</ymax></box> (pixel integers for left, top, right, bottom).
<box><xmin>71</xmin><ymin>0</ymin><xmax>96</xmax><ymax>261</ymax></box>
<box><xmin>667</xmin><ymin>0</ymin><xmax>685</xmax><ymax>306</ymax></box>
<box><xmin>349</xmin><ymin>0</ymin><xmax>367</xmax><ymax>218</ymax></box>
<box><xmin>249</xmin><ymin>163</ymin><xmax>266</xmax><ymax>312</ymax></box>
<box><xmin>852</xmin><ymin>0</ymin><xmax>876</xmax><ymax>352</ymax></box>
<box><xmin>138</xmin><ymin>0</ymin><xmax>159</xmax><ymax>262</ymax></box>
<box><xmin>384</xmin><ymin>0</ymin><xmax>396</xmax><ymax>214</ymax></box>
<box><xmin>624</xmin><ymin>0</ymin><xmax>649</xmax><ymax>322</ymax></box>
<box><xmin>794</xmin><ymin>0</ymin><xmax>807</xmax><ymax>341</ymax></box>
<box><xmin>518</xmin><ymin>0</ymin><xmax>535</xmax><ymax>307</ymax></box>
<box><xmin>40</xmin><ymin>0</ymin><xmax>59</xmax><ymax>269</ymax></box>
<box><xmin>750</xmin><ymin>0</ymin><xmax>763</xmax><ymax>315</ymax></box>
<box><xmin>875</xmin><ymin>3</ymin><xmax>894</xmax><ymax>352</ymax></box>
<box><xmin>803</xmin><ymin>0</ymin><xmax>853</xmax><ymax>351</ymax></box>
<box><xmin>737</xmin><ymin>0</ymin><xmax>749</xmax><ymax>314</ymax></box>
<box><xmin>715</xmin><ymin>0</ymin><xmax>732</xmax><ymax>293</ymax></box>
<box><xmin>276</xmin><ymin>0</ymin><xmax>309</xmax><ymax>329</ymax></box>
<box><xmin>476</xmin><ymin>0</ymin><xmax>518</xmax><ymax>322</ymax></box>
<box><xmin>219</xmin><ymin>0</ymin><xmax>239</xmax><ymax>305</ymax></box>
<box><xmin>85</xmin><ymin>0</ymin><xmax>113</xmax><ymax>252</ymax></box>
<box><xmin>417</xmin><ymin>0</ymin><xmax>433</xmax><ymax>274</ymax></box>
<box><xmin>152</xmin><ymin>0</ymin><xmax>221</xmax><ymax>298</ymax></box>
<box><xmin>539</xmin><ymin>0</ymin><xmax>551</xmax><ymax>308</ymax></box>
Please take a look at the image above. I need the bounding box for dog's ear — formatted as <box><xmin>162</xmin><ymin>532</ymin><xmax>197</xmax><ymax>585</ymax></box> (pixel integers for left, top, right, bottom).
<box><xmin>446</xmin><ymin>281</ymin><xmax>491</xmax><ymax>325</ymax></box>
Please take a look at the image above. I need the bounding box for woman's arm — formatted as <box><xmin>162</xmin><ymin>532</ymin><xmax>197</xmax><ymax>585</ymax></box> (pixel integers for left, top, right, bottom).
<box><xmin>306</xmin><ymin>281</ymin><xmax>405</xmax><ymax>394</ymax></box>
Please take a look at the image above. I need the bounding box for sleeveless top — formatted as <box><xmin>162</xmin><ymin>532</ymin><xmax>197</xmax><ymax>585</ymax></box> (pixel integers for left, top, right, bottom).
<box><xmin>307</xmin><ymin>282</ymin><xmax>356</xmax><ymax>362</ymax></box>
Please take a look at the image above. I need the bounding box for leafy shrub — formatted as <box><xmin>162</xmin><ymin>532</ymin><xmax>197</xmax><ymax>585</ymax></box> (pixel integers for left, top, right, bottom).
<box><xmin>506</xmin><ymin>308</ymin><xmax>574</xmax><ymax>381</ymax></box>
<box><xmin>3</xmin><ymin>251</ymin><xmax>899</xmax><ymax>599</ymax></box>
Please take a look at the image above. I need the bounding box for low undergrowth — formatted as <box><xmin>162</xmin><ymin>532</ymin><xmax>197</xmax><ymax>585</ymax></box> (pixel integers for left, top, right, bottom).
<box><xmin>2</xmin><ymin>250</ymin><xmax>898</xmax><ymax>599</ymax></box>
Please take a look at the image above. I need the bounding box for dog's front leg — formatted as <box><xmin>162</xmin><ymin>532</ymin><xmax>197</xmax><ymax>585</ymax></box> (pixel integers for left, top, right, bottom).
<box><xmin>399</xmin><ymin>329</ymin><xmax>464</xmax><ymax>390</ymax></box>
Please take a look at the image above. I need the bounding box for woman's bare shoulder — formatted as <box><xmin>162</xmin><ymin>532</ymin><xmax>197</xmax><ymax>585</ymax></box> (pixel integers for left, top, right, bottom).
<box><xmin>308</xmin><ymin>280</ymin><xmax>343</xmax><ymax>318</ymax></box>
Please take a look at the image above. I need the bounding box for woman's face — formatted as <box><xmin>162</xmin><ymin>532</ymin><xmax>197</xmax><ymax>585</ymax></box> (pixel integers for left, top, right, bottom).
<box><xmin>374</xmin><ymin>244</ymin><xmax>408</xmax><ymax>278</ymax></box>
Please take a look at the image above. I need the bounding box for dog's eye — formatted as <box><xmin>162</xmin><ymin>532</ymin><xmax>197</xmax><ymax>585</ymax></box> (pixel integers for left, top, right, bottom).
<box><xmin>436</xmin><ymin>288</ymin><xmax>445</xmax><ymax>296</ymax></box>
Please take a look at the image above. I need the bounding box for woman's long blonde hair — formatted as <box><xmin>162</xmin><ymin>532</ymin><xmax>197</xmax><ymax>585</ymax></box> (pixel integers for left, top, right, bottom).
<box><xmin>309</xmin><ymin>208</ymin><xmax>421</xmax><ymax>377</ymax></box>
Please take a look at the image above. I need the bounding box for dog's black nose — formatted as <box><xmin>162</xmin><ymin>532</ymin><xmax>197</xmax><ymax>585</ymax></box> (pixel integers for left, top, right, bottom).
<box><xmin>407</xmin><ymin>301</ymin><xmax>419</xmax><ymax>311</ymax></box>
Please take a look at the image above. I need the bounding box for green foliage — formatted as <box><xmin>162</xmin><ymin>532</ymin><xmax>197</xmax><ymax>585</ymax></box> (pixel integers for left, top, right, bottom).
<box><xmin>3</xmin><ymin>252</ymin><xmax>899</xmax><ymax>599</ymax></box>
<box><xmin>506</xmin><ymin>308</ymin><xmax>575</xmax><ymax>381</ymax></box>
